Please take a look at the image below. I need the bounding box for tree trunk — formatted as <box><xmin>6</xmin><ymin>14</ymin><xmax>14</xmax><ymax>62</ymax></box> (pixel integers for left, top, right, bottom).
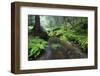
<box><xmin>32</xmin><ymin>15</ymin><xmax>49</xmax><ymax>41</ymax></box>
<box><xmin>32</xmin><ymin>15</ymin><xmax>41</xmax><ymax>36</ymax></box>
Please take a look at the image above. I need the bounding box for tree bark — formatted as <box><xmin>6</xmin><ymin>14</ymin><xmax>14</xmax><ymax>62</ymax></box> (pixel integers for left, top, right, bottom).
<box><xmin>32</xmin><ymin>15</ymin><xmax>41</xmax><ymax>36</ymax></box>
<box><xmin>32</xmin><ymin>15</ymin><xmax>49</xmax><ymax>41</ymax></box>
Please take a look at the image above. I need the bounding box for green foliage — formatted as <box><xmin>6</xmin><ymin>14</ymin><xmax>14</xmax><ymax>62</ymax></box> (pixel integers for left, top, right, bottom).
<box><xmin>68</xmin><ymin>34</ymin><xmax>88</xmax><ymax>51</ymax></box>
<box><xmin>47</xmin><ymin>26</ymin><xmax>67</xmax><ymax>37</ymax></box>
<box><xmin>28</xmin><ymin>36</ymin><xmax>48</xmax><ymax>60</ymax></box>
<box><xmin>71</xmin><ymin>17</ymin><xmax>88</xmax><ymax>34</ymax></box>
<box><xmin>75</xmin><ymin>35</ymin><xmax>88</xmax><ymax>51</ymax></box>
<box><xmin>28</xmin><ymin>15</ymin><xmax>88</xmax><ymax>60</ymax></box>
<box><xmin>46</xmin><ymin>24</ymin><xmax>88</xmax><ymax>52</ymax></box>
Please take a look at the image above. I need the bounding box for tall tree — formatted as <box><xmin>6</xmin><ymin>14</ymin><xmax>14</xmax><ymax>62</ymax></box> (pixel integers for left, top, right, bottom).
<box><xmin>32</xmin><ymin>15</ymin><xmax>49</xmax><ymax>41</ymax></box>
<box><xmin>32</xmin><ymin>15</ymin><xmax>41</xmax><ymax>36</ymax></box>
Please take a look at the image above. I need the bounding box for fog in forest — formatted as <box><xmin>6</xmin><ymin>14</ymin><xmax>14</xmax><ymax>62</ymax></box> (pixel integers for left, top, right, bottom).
<box><xmin>28</xmin><ymin>15</ymin><xmax>88</xmax><ymax>61</ymax></box>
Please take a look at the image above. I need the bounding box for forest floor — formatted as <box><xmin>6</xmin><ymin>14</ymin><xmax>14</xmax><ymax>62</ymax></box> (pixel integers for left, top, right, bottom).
<box><xmin>37</xmin><ymin>38</ymin><xmax>87</xmax><ymax>60</ymax></box>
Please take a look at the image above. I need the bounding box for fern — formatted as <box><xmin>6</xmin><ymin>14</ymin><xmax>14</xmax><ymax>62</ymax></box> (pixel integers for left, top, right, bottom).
<box><xmin>46</xmin><ymin>25</ymin><xmax>88</xmax><ymax>52</ymax></box>
<box><xmin>28</xmin><ymin>36</ymin><xmax>48</xmax><ymax>60</ymax></box>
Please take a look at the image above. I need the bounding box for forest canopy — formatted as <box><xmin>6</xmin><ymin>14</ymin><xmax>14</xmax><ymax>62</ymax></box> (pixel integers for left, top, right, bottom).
<box><xmin>28</xmin><ymin>15</ymin><xmax>88</xmax><ymax>61</ymax></box>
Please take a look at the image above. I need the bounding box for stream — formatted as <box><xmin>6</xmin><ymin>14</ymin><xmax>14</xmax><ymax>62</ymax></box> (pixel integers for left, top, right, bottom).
<box><xmin>37</xmin><ymin>38</ymin><xmax>87</xmax><ymax>60</ymax></box>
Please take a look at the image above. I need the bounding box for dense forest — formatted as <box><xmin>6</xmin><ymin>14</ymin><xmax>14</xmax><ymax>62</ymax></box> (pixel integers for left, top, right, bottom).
<box><xmin>28</xmin><ymin>15</ymin><xmax>88</xmax><ymax>61</ymax></box>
